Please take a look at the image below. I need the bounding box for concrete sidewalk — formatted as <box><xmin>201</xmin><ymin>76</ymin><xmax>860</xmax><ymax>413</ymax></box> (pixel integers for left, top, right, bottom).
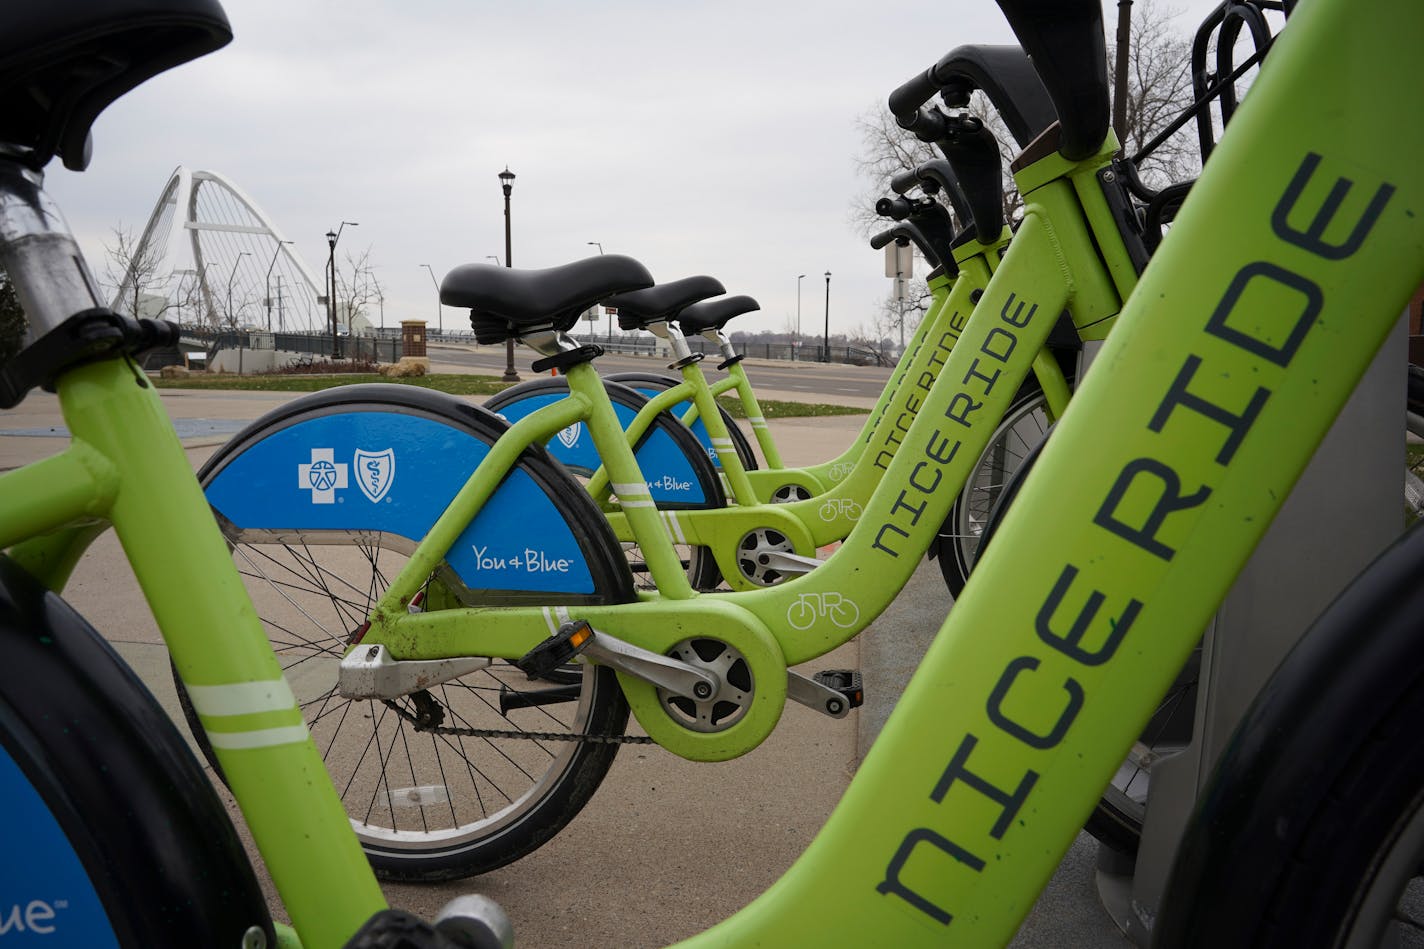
<box><xmin>0</xmin><ymin>384</ymin><xmax>1129</xmax><ymax>948</ymax></box>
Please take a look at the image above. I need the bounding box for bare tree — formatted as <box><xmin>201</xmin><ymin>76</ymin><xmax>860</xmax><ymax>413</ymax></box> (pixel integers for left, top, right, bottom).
<box><xmin>853</xmin><ymin>281</ymin><xmax>934</xmax><ymax>363</ymax></box>
<box><xmin>333</xmin><ymin>247</ymin><xmax>384</xmax><ymax>334</ymax></box>
<box><xmin>1110</xmin><ymin>1</ymin><xmax>1199</xmax><ymax>187</ymax></box>
<box><xmin>851</xmin><ymin>0</ymin><xmax>1202</xmax><ymax>236</ymax></box>
<box><xmin>850</xmin><ymin>108</ymin><xmax>941</xmax><ymax>239</ymax></box>
<box><xmin>102</xmin><ymin>225</ymin><xmax>203</xmax><ymax>324</ymax></box>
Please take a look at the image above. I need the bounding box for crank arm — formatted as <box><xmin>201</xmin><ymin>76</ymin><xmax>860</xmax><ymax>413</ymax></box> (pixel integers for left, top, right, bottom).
<box><xmin>338</xmin><ymin>643</ymin><xmax>492</xmax><ymax>699</ymax></box>
<box><xmin>758</xmin><ymin>550</ymin><xmax>823</xmax><ymax>577</ymax></box>
<box><xmin>788</xmin><ymin>670</ymin><xmax>857</xmax><ymax>718</ymax></box>
<box><xmin>580</xmin><ymin>629</ymin><xmax>718</xmax><ymax>701</ymax></box>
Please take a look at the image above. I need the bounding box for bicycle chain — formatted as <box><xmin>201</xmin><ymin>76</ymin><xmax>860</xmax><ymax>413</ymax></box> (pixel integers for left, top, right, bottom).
<box><xmin>380</xmin><ymin>698</ymin><xmax>655</xmax><ymax>745</ymax></box>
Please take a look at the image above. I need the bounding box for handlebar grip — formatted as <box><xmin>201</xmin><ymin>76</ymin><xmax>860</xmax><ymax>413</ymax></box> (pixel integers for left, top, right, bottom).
<box><xmin>936</xmin><ymin>115</ymin><xmax>1005</xmax><ymax>240</ymax></box>
<box><xmin>889</xmin><ymin>167</ymin><xmax>920</xmax><ymax>195</ymax></box>
<box><xmin>887</xmin><ymin>68</ymin><xmax>940</xmax><ymax>123</ymax></box>
<box><xmin>875</xmin><ymin>195</ymin><xmax>915</xmax><ymax>221</ymax></box>
<box><xmin>912</xmin><ymin>159</ymin><xmax>973</xmax><ymax>230</ymax></box>
<box><xmin>905</xmin><ymin>203</ymin><xmax>958</xmax><ymax>276</ymax></box>
<box><xmin>869</xmin><ymin>228</ymin><xmax>907</xmax><ymax>251</ymax></box>
<box><xmin>900</xmin><ymin>105</ymin><xmax>950</xmax><ymax>142</ymax></box>
<box><xmin>888</xmin><ymin>222</ymin><xmax>940</xmax><ymax>269</ymax></box>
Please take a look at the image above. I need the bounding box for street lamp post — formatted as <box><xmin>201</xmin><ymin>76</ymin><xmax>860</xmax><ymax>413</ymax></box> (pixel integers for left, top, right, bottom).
<box><xmin>823</xmin><ymin>271</ymin><xmax>831</xmax><ymax>363</ymax></box>
<box><xmin>499</xmin><ymin>168</ymin><xmax>519</xmax><ymax>383</ymax></box>
<box><xmin>587</xmin><ymin>242</ymin><xmax>609</xmax><ymax>342</ymax></box>
<box><xmin>420</xmin><ymin>263</ymin><xmax>442</xmax><ymax>336</ymax></box>
<box><xmin>264</xmin><ymin>240</ymin><xmax>293</xmax><ymax>332</ymax></box>
<box><xmin>225</xmin><ymin>251</ymin><xmax>250</xmax><ymax>328</ymax></box>
<box><xmin>326</xmin><ymin>220</ymin><xmax>357</xmax><ymax>359</ymax></box>
<box><xmin>795</xmin><ymin>273</ymin><xmax>805</xmax><ymax>362</ymax></box>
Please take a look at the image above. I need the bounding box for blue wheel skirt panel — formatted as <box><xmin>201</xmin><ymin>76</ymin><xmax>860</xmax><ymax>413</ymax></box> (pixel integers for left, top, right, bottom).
<box><xmin>0</xmin><ymin>744</ymin><xmax>118</xmax><ymax>946</ymax></box>
<box><xmin>204</xmin><ymin>412</ymin><xmax>596</xmax><ymax>594</ymax></box>
<box><xmin>625</xmin><ymin>387</ymin><xmax>721</xmax><ymax>471</ymax></box>
<box><xmin>491</xmin><ymin>393</ymin><xmax>711</xmax><ymax>500</ymax></box>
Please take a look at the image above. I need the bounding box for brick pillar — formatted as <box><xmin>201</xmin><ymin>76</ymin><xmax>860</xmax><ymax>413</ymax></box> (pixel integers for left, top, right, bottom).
<box><xmin>401</xmin><ymin>320</ymin><xmax>427</xmax><ymax>358</ymax></box>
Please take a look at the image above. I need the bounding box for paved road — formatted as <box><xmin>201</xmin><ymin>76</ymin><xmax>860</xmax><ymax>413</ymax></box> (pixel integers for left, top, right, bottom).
<box><xmin>429</xmin><ymin>342</ymin><xmax>895</xmax><ymax>403</ymax></box>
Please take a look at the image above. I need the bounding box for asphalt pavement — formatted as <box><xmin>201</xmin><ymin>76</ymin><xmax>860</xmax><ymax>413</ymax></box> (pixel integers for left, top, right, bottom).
<box><xmin>0</xmin><ymin>355</ymin><xmax>1132</xmax><ymax>948</ymax></box>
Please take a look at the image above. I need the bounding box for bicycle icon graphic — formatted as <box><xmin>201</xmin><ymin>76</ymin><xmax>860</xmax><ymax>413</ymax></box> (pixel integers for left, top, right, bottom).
<box><xmin>827</xmin><ymin>462</ymin><xmax>854</xmax><ymax>482</ymax></box>
<box><xmin>818</xmin><ymin>497</ymin><xmax>863</xmax><ymax>522</ymax></box>
<box><xmin>786</xmin><ymin>592</ymin><xmax>860</xmax><ymax>631</ymax></box>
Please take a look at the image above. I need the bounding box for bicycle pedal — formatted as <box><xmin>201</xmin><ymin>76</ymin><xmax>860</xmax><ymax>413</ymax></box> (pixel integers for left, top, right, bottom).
<box><xmin>514</xmin><ymin>620</ymin><xmax>595</xmax><ymax>679</ymax></box>
<box><xmin>812</xmin><ymin>670</ymin><xmax>864</xmax><ymax>710</ymax></box>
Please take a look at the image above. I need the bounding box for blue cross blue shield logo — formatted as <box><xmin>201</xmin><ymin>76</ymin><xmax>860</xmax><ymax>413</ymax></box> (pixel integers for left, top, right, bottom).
<box><xmin>353</xmin><ymin>448</ymin><xmax>396</xmax><ymax>503</ymax></box>
<box><xmin>298</xmin><ymin>448</ymin><xmax>348</xmax><ymax>504</ymax></box>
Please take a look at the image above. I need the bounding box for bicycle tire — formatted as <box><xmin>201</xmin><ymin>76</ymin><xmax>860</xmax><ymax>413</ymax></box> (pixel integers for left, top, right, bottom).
<box><xmin>0</xmin><ymin>556</ymin><xmax>274</xmax><ymax>947</ymax></box>
<box><xmin>605</xmin><ymin>370</ymin><xmax>759</xmax><ymax>473</ymax></box>
<box><xmin>486</xmin><ymin>377</ymin><xmax>723</xmax><ymax>591</ymax></box>
<box><xmin>937</xmin><ymin>377</ymin><xmax>1065</xmax><ymax>598</ymax></box>
<box><xmin>179</xmin><ymin>385</ymin><xmax>636</xmax><ymax>882</ymax></box>
<box><xmin>1155</xmin><ymin>521</ymin><xmax>1424</xmax><ymax>948</ymax></box>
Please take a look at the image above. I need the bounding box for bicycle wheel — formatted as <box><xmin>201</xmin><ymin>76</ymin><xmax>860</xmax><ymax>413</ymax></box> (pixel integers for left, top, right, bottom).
<box><xmin>605</xmin><ymin>370</ymin><xmax>760</xmax><ymax>473</ymax></box>
<box><xmin>1083</xmin><ymin>648</ymin><xmax>1200</xmax><ymax>857</ymax></box>
<box><xmin>181</xmin><ymin>385</ymin><xmax>638</xmax><ymax>882</ymax></box>
<box><xmin>937</xmin><ymin>379</ymin><xmax>1063</xmax><ymax>598</ymax></box>
<box><xmin>487</xmin><ymin>377</ymin><xmax>724</xmax><ymax>591</ymax></box>
<box><xmin>1155</xmin><ymin>521</ymin><xmax>1424</xmax><ymax>948</ymax></box>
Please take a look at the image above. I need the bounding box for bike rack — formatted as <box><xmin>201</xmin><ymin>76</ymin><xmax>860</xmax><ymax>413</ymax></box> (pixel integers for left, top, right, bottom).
<box><xmin>1094</xmin><ymin>317</ymin><xmax>1408</xmax><ymax>943</ymax></box>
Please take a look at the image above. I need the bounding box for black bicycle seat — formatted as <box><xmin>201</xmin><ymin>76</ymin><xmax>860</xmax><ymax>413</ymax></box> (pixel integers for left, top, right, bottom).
<box><xmin>441</xmin><ymin>255</ymin><xmax>654</xmax><ymax>345</ymax></box>
<box><xmin>603</xmin><ymin>276</ymin><xmax>726</xmax><ymax>331</ymax></box>
<box><xmin>0</xmin><ymin>0</ymin><xmax>232</xmax><ymax>171</ymax></box>
<box><xmin>677</xmin><ymin>295</ymin><xmax>760</xmax><ymax>335</ymax></box>
<box><xmin>994</xmin><ymin>0</ymin><xmax>1109</xmax><ymax>160</ymax></box>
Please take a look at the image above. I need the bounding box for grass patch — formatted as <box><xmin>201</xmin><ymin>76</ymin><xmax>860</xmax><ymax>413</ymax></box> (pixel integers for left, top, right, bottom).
<box><xmin>717</xmin><ymin>396</ymin><xmax>866</xmax><ymax>419</ymax></box>
<box><xmin>151</xmin><ymin>373</ymin><xmax>868</xmax><ymax>419</ymax></box>
<box><xmin>153</xmin><ymin>373</ymin><xmax>512</xmax><ymax>396</ymax></box>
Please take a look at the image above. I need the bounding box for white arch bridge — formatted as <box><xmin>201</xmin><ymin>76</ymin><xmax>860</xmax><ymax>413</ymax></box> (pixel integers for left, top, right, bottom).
<box><xmin>112</xmin><ymin>166</ymin><xmax>329</xmax><ymax>335</ymax></box>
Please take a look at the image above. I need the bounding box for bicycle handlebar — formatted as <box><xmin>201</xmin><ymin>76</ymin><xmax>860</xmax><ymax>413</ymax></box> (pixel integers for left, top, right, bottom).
<box><xmin>993</xmin><ymin>0</ymin><xmax>1109</xmax><ymax>160</ymax></box>
<box><xmin>869</xmin><ymin>222</ymin><xmax>937</xmax><ymax>268</ymax></box>
<box><xmin>928</xmin><ymin>114</ymin><xmax>1004</xmax><ymax>241</ymax></box>
<box><xmin>893</xmin><ymin>159</ymin><xmax>974</xmax><ymax>233</ymax></box>
<box><xmin>875</xmin><ymin>195</ymin><xmax>915</xmax><ymax>221</ymax></box>
<box><xmin>887</xmin><ymin>68</ymin><xmax>942</xmax><ymax>125</ymax></box>
<box><xmin>888</xmin><ymin>44</ymin><xmax>1056</xmax><ymax>150</ymax></box>
<box><xmin>889</xmin><ymin>167</ymin><xmax>921</xmax><ymax>196</ymax></box>
<box><xmin>869</xmin><ymin>228</ymin><xmax>909</xmax><ymax>251</ymax></box>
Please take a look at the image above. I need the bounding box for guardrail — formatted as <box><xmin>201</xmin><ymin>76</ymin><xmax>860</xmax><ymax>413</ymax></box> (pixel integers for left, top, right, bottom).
<box><xmin>177</xmin><ymin>327</ymin><xmax>403</xmax><ymax>364</ymax></box>
<box><xmin>566</xmin><ymin>334</ymin><xmax>890</xmax><ymax>367</ymax></box>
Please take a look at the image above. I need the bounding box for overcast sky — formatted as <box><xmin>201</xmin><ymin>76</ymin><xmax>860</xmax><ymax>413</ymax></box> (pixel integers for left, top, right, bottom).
<box><xmin>46</xmin><ymin>0</ymin><xmax>1227</xmax><ymax>344</ymax></box>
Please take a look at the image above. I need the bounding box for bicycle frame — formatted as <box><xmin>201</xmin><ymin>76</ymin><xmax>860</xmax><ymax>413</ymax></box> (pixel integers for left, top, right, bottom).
<box><xmin>632</xmin><ymin>266</ymin><xmax>967</xmax><ymax>497</ymax></box>
<box><xmin>584</xmin><ymin>231</ymin><xmax>1075</xmax><ymax>528</ymax></box>
<box><xmin>0</xmin><ymin>356</ymin><xmax>386</xmax><ymax>947</ymax></box>
<box><xmin>347</xmin><ymin>126</ymin><xmax>1132</xmax><ymax>766</ymax></box>
<box><xmin>671</xmin><ymin>0</ymin><xmax>1424</xmax><ymax>942</ymax></box>
<box><xmin>586</xmin><ymin>236</ymin><xmax>1079</xmax><ymax>584</ymax></box>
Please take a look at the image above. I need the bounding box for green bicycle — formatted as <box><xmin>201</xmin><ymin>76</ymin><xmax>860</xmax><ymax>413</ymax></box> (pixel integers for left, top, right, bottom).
<box><xmin>5</xmin><ymin>0</ymin><xmax>1422</xmax><ymax>946</ymax></box>
<box><xmin>181</xmin><ymin>28</ymin><xmax>1153</xmax><ymax>882</ymax></box>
